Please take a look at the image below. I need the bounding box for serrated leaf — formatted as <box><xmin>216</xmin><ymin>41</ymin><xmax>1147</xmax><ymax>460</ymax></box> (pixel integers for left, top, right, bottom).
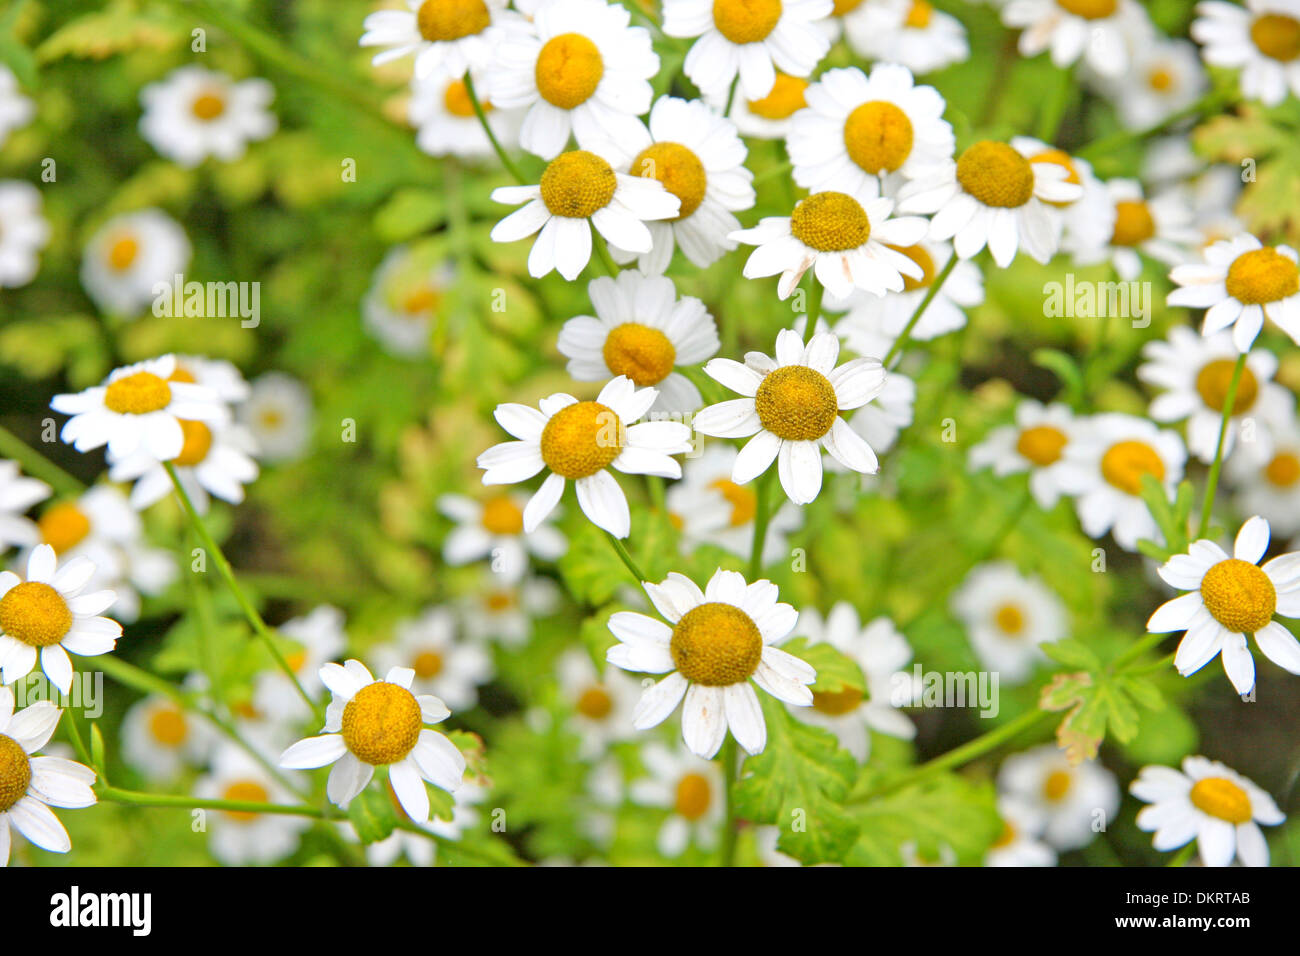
<box><xmin>847</xmin><ymin>773</ymin><xmax>1001</xmax><ymax>866</ymax></box>
<box><xmin>780</xmin><ymin>637</ymin><xmax>864</xmax><ymax>696</ymax></box>
<box><xmin>1041</xmin><ymin>639</ymin><xmax>1101</xmax><ymax>672</ymax></box>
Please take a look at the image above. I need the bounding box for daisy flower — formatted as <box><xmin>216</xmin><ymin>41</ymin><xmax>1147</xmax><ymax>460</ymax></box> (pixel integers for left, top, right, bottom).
<box><xmin>409</xmin><ymin>68</ymin><xmax>524</xmax><ymax>162</ymax></box>
<box><xmin>0</xmin><ymin>545</ymin><xmax>120</xmax><ymax>694</ymax></box>
<box><xmin>605</xmin><ymin>568</ymin><xmax>815</xmax><ymax>758</ymax></box>
<box><xmin>629</xmin><ymin>741</ymin><xmax>725</xmax><ymax>857</ymax></box>
<box><xmin>120</xmin><ymin>693</ymin><xmax>213</xmax><ymax>784</ymax></box>
<box><xmin>608</xmin><ymin>95</ymin><xmax>756</xmax><ymax>272</ymax></box>
<box><xmin>986</xmin><ymin>794</ymin><xmax>1057</xmax><ymax>866</ymax></box>
<box><xmin>1192</xmin><ymin>0</ymin><xmax>1300</xmax><ymax>106</ymax></box>
<box><xmin>0</xmin><ymin>66</ymin><xmax>33</xmax><ymax>149</ymax></box>
<box><xmin>50</xmin><ymin>354</ymin><xmax>226</xmax><ymax>463</ymax></box>
<box><xmin>726</xmin><ymin>71</ymin><xmax>809</xmax><ymax>139</ymax></box>
<box><xmin>1095</xmin><ymin>37</ymin><xmax>1207</xmax><ymax>130</ymax></box>
<box><xmin>489</xmin><ymin>148</ymin><xmax>680</xmax><ymax>280</ymax></box>
<box><xmin>0</xmin><ymin>461</ymin><xmax>50</xmax><ymax>554</ymax></box>
<box><xmin>1057</xmin><ymin>413</ymin><xmax>1187</xmax><ymax>551</ymax></box>
<box><xmin>662</xmin><ymin>0</ymin><xmax>833</xmax><ymax>101</ymax></box>
<box><xmin>1007</xmin><ymin>136</ymin><xmax>1114</xmax><ymax>255</ymax></box>
<box><xmin>1000</xmin><ymin>0</ymin><xmax>1146</xmax><ymax>77</ymax></box>
<box><xmin>109</xmin><ymin>420</ymin><xmax>260</xmax><ymax>515</ymax></box>
<box><xmin>693</xmin><ymin>328</ymin><xmax>886</xmax><ymax>506</ymax></box>
<box><xmin>557</xmin><ymin>272</ymin><xmax>719</xmax><ymax>415</ymax></box>
<box><xmin>253</xmin><ymin>605</ymin><xmax>347</xmax><ymax>721</ymax></box>
<box><xmin>838</xmin><ymin>0</ymin><xmax>970</xmax><ymax>75</ymax></box>
<box><xmin>476</xmin><ymin>376</ymin><xmax>692</xmax><ymax>538</ymax></box>
<box><xmin>1148</xmin><ymin>515</ymin><xmax>1300</xmax><ymax>695</ymax></box>
<box><xmin>788</xmin><ymin>64</ymin><xmax>955</xmax><ymax>198</ymax></box>
<box><xmin>460</xmin><ymin>572</ymin><xmax>560</xmax><ymax>647</ymax></box>
<box><xmin>139</xmin><ymin>66</ymin><xmax>276</xmax><ymax>168</ymax></box>
<box><xmin>1132</xmin><ymin>755</ymin><xmax>1284</xmax><ymax>866</ymax></box>
<box><xmin>80</xmin><ymin>209</ymin><xmax>191</xmax><ymax>317</ymax></box>
<box><xmin>791</xmin><ymin>606</ymin><xmax>918</xmax><ymax>762</ymax></box>
<box><xmin>359</xmin><ymin>0</ymin><xmax>511</xmax><ymax>80</ymax></box>
<box><xmin>0</xmin><ymin>690</ymin><xmax>97</xmax><ymax>866</ymax></box>
<box><xmin>279</xmin><ymin>660</ymin><xmax>466</xmax><ymax>821</ymax></box>
<box><xmin>1069</xmin><ymin>179</ymin><xmax>1198</xmax><ymax>281</ymax></box>
<box><xmin>968</xmin><ymin>400</ymin><xmax>1083</xmax><ymax>509</ymax></box>
<box><xmin>1137</xmin><ymin>326</ymin><xmax>1292</xmax><ymax>463</ymax></box>
<box><xmin>438</xmin><ymin>490</ymin><xmax>566</xmax><ymax>582</ymax></box>
<box><xmin>998</xmin><ymin>744</ymin><xmax>1119</xmax><ymax>851</ymax></box>
<box><xmin>361</xmin><ymin>245</ymin><xmax>455</xmax><ymax>358</ymax></box>
<box><xmin>557</xmin><ymin>648</ymin><xmax>641</xmax><ymax>758</ymax></box>
<box><xmin>1167</xmin><ymin>233</ymin><xmax>1300</xmax><ymax>352</ymax></box>
<box><xmin>951</xmin><ymin>562</ymin><xmax>1067</xmax><ymax>684</ymax></box>
<box><xmin>239</xmin><ymin>372</ymin><xmax>314</xmax><ymax>462</ymax></box>
<box><xmin>195</xmin><ymin>744</ymin><xmax>311</xmax><ymax>865</ymax></box>
<box><xmin>899</xmin><ymin>139</ymin><xmax>1082</xmax><ymax>267</ymax></box>
<box><xmin>371</xmin><ymin>606</ymin><xmax>493</xmax><ymax>711</ymax></box>
<box><xmin>0</xmin><ymin>180</ymin><xmax>49</xmax><ymax>288</ymax></box>
<box><xmin>1228</xmin><ymin>420</ymin><xmax>1300</xmax><ymax>536</ymax></box>
<box><xmin>485</xmin><ymin>0</ymin><xmax>657</xmax><ymax>160</ymax></box>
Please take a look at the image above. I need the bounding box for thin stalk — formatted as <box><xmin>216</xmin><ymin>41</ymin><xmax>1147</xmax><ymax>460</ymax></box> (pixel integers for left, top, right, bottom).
<box><xmin>748</xmin><ymin>468</ymin><xmax>776</xmax><ymax>580</ymax></box>
<box><xmin>882</xmin><ymin>256</ymin><xmax>958</xmax><ymax>367</ymax></box>
<box><xmin>605</xmin><ymin>531</ymin><xmax>647</xmax><ymax>585</ymax></box>
<box><xmin>1078</xmin><ymin>88</ymin><xmax>1236</xmax><ymax>162</ymax></box>
<box><xmin>0</xmin><ymin>424</ymin><xmax>84</xmax><ymax>497</ymax></box>
<box><xmin>719</xmin><ymin>736</ymin><xmax>739</xmax><ymax>867</ymax></box>
<box><xmin>464</xmin><ymin>73</ymin><xmax>526</xmax><ymax>184</ymax></box>
<box><xmin>1198</xmin><ymin>353</ymin><xmax>1246</xmax><ymax>537</ymax></box>
<box><xmin>592</xmin><ymin>231</ymin><xmax>622</xmax><ymax>277</ymax></box>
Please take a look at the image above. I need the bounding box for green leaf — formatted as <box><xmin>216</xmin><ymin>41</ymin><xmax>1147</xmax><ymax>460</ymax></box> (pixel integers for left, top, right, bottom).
<box><xmin>348</xmin><ymin>782</ymin><xmax>399</xmax><ymax>845</ymax></box>
<box><xmin>559</xmin><ymin>508</ymin><xmax>678</xmax><ymax>605</ymax></box>
<box><xmin>1032</xmin><ymin>348</ymin><xmax>1085</xmax><ymax>405</ymax></box>
<box><xmin>1041</xmin><ymin>639</ymin><xmax>1101</xmax><ymax>672</ymax></box>
<box><xmin>90</xmin><ymin>723</ymin><xmax>106</xmax><ymax>772</ymax></box>
<box><xmin>1039</xmin><ymin>669</ymin><xmax>1158</xmax><ymax>763</ymax></box>
<box><xmin>779</xmin><ymin>637</ymin><xmax>864</xmax><ymax>696</ymax></box>
<box><xmin>846</xmin><ymin>773</ymin><xmax>1001</xmax><ymax>866</ymax></box>
<box><xmin>374</xmin><ymin>188</ymin><xmax>445</xmax><ymax>243</ymax></box>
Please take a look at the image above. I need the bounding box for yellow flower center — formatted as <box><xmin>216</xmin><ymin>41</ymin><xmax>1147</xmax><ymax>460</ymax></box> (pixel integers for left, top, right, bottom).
<box><xmin>148</xmin><ymin>707</ymin><xmax>188</xmax><ymax>746</ymax></box>
<box><xmin>1199</xmin><ymin>559</ymin><xmax>1276</xmax><ymax>634</ymax></box>
<box><xmin>285</xmin><ymin>650</ymin><xmax>307</xmax><ymax>673</ymax></box>
<box><xmin>535</xmin><ymin>33</ymin><xmax>604</xmax><ymax>110</ymax></box>
<box><xmin>709</xmin><ymin>478</ymin><xmax>758</xmax><ymax>527</ymax></box>
<box><xmin>889</xmin><ymin>243</ymin><xmax>935</xmax><ymax>292</ymax></box>
<box><xmin>481</xmin><ymin>494</ymin><xmax>524</xmax><ymax>534</ymax></box>
<box><xmin>1056</xmin><ymin>0</ymin><xmax>1116</xmax><ymax>19</ymax></box>
<box><xmin>485</xmin><ymin>590</ymin><xmax>515</xmax><ymax>611</ymax></box>
<box><xmin>539</xmin><ymin>400</ymin><xmax>625</xmax><ymax>479</ymax></box>
<box><xmin>602</xmin><ymin>323</ymin><xmax>677</xmax><ymax>386</ymax></box>
<box><xmin>402</xmin><ymin>282</ymin><xmax>442</xmax><ymax>316</ymax></box>
<box><xmin>1016</xmin><ymin>424</ymin><xmax>1068</xmax><ymax>466</ymax></box>
<box><xmin>417</xmin><ymin>0</ymin><xmax>491</xmax><ymax>42</ymax></box>
<box><xmin>1265</xmin><ymin>452</ymin><xmax>1300</xmax><ymax>488</ymax></box>
<box><xmin>1250</xmin><ymin>14</ymin><xmax>1300</xmax><ymax>61</ymax></box>
<box><xmin>755</xmin><ymin>365</ymin><xmax>839</xmax><ymax>441</ymax></box>
<box><xmin>442</xmin><ymin>79</ymin><xmax>485</xmax><ymax>118</ymax></box>
<box><xmin>340</xmin><ymin>681</ymin><xmax>424</xmax><ymax>766</ymax></box>
<box><xmin>107</xmin><ymin>234</ymin><xmax>140</xmax><ymax>272</ymax></box>
<box><xmin>1147</xmin><ymin>66</ymin><xmax>1175</xmax><ymax>92</ymax></box>
<box><xmin>833</xmin><ymin>0</ymin><xmax>865</xmax><ymax>13</ymax></box>
<box><xmin>539</xmin><ymin>150</ymin><xmax>617</xmax><ymax>218</ymax></box>
<box><xmin>956</xmin><ymin>141</ymin><xmax>1034</xmax><ymax>208</ymax></box>
<box><xmin>104</xmin><ymin>371</ymin><xmax>172</xmax><ymax>415</ymax></box>
<box><xmin>674</xmin><ymin>771</ymin><xmax>713</xmax><ymax>820</ymax></box>
<box><xmin>790</xmin><ymin>191</ymin><xmax>871</xmax><ymax>252</ymax></box>
<box><xmin>905</xmin><ymin>0</ymin><xmax>933</xmax><ymax>28</ymax></box>
<box><xmin>1028</xmin><ymin>149</ymin><xmax>1081</xmax><ymax>208</ymax></box>
<box><xmin>38</xmin><ymin>502</ymin><xmax>91</xmax><ymax>554</ymax></box>
<box><xmin>576</xmin><ymin>685</ymin><xmax>613</xmax><ymax>719</ymax></box>
<box><xmin>1100</xmin><ymin>440</ymin><xmax>1165</xmax><ymax>496</ymax></box>
<box><xmin>221</xmin><ymin>779</ymin><xmax>270</xmax><ymax>822</ymax></box>
<box><xmin>1225</xmin><ymin>248</ymin><xmax>1300</xmax><ymax>305</ymax></box>
<box><xmin>747</xmin><ymin>73</ymin><xmax>807</xmax><ymax>119</ymax></box>
<box><xmin>1043</xmin><ymin>769</ymin><xmax>1072</xmax><ymax>802</ymax></box>
<box><xmin>632</xmin><ymin>142</ymin><xmax>707</xmax><ymax>221</ymax></box>
<box><xmin>0</xmin><ymin>734</ymin><xmax>31</xmax><ymax>813</ymax></box>
<box><xmin>1189</xmin><ymin>776</ymin><xmax>1253</xmax><ymax>824</ymax></box>
<box><xmin>994</xmin><ymin>603</ymin><xmax>1025</xmax><ymax>636</ymax></box>
<box><xmin>191</xmin><ymin>91</ymin><xmax>226</xmax><ymax>121</ymax></box>
<box><xmin>713</xmin><ymin>0</ymin><xmax>782</xmax><ymax>44</ymax></box>
<box><xmin>991</xmin><ymin>819</ymin><xmax>1017</xmax><ymax>848</ymax></box>
<box><xmin>0</xmin><ymin>582</ymin><xmax>73</xmax><ymax>648</ymax></box>
<box><xmin>843</xmin><ymin>100</ymin><xmax>914</xmax><ymax>175</ymax></box>
<box><xmin>172</xmin><ymin>419</ymin><xmax>213</xmax><ymax>467</ymax></box>
<box><xmin>670</xmin><ymin>601</ymin><xmax>763</xmax><ymax>686</ymax></box>
<box><xmin>412</xmin><ymin>649</ymin><xmax>444</xmax><ymax>679</ymax></box>
<box><xmin>811</xmin><ymin>685</ymin><xmax>863</xmax><ymax>715</ymax></box>
<box><xmin>1110</xmin><ymin>200</ymin><xmax>1156</xmax><ymax>247</ymax></box>
<box><xmin>1195</xmin><ymin>359</ymin><xmax>1258</xmax><ymax>415</ymax></box>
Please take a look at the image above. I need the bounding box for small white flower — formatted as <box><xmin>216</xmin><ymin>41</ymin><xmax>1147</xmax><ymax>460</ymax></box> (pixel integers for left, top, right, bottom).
<box><xmin>371</xmin><ymin>606</ymin><xmax>494</xmax><ymax>711</ymax></box>
<box><xmin>280</xmin><ymin>660</ymin><xmax>466</xmax><ymax>822</ymax></box>
<box><xmin>557</xmin><ymin>648</ymin><xmax>641</xmax><ymax>758</ymax></box>
<box><xmin>986</xmin><ymin>794</ymin><xmax>1057</xmax><ymax>866</ymax></box>
<box><xmin>1094</xmin><ymin>35</ymin><xmax>1207</xmax><ymax>129</ymax></box>
<box><xmin>80</xmin><ymin>209</ymin><xmax>191</xmax><ymax>317</ymax></box>
<box><xmin>195</xmin><ymin>744</ymin><xmax>311</xmax><ymax>865</ymax></box>
<box><xmin>605</xmin><ymin>568</ymin><xmax>816</xmax><ymax>759</ymax></box>
<box><xmin>1192</xmin><ymin>0</ymin><xmax>1300</xmax><ymax>106</ymax></box>
<box><xmin>477</xmin><ymin>376</ymin><xmax>692</xmax><ymax>538</ymax></box>
<box><xmin>0</xmin><ymin>180</ymin><xmax>50</xmax><ymax>288</ymax></box>
<box><xmin>0</xmin><ymin>66</ymin><xmax>34</xmax><ymax>149</ymax></box>
<box><xmin>724</xmin><ymin>71</ymin><xmax>810</xmax><ymax>139</ymax></box>
<box><xmin>361</xmin><ymin>245</ymin><xmax>454</xmax><ymax>358</ymax></box>
<box><xmin>409</xmin><ymin>68</ymin><xmax>524</xmax><ymax>161</ymax></box>
<box><xmin>1227</xmin><ymin>417</ymin><xmax>1300</xmax><ymax>536</ymax></box>
<box><xmin>0</xmin><ymin>461</ymin><xmax>51</xmax><ymax>554</ymax></box>
<box><xmin>438</xmin><ymin>491</ymin><xmax>566</xmax><ymax>582</ymax></box>
<box><xmin>253</xmin><ymin>605</ymin><xmax>347</xmax><ymax>722</ymax></box>
<box><xmin>838</xmin><ymin>0</ymin><xmax>970</xmax><ymax>75</ymax></box>
<box><xmin>1132</xmin><ymin>755</ymin><xmax>1284</xmax><ymax>866</ymax></box>
<box><xmin>968</xmin><ymin>400</ymin><xmax>1082</xmax><ymax>509</ymax></box>
<box><xmin>1001</xmin><ymin>0</ymin><xmax>1147</xmax><ymax>77</ymax></box>
<box><xmin>360</xmin><ymin>0</ymin><xmax>512</xmax><ymax>80</ymax></box>
<box><xmin>629</xmin><ymin>741</ymin><xmax>725</xmax><ymax>856</ymax></box>
<box><xmin>121</xmin><ymin>693</ymin><xmax>213</xmax><ymax>784</ymax></box>
<box><xmin>998</xmin><ymin>744</ymin><xmax>1119</xmax><ymax>851</ymax></box>
<box><xmin>109</xmin><ymin>421</ymin><xmax>259</xmax><ymax>515</ymax></box>
<box><xmin>0</xmin><ymin>545</ymin><xmax>121</xmax><ymax>694</ymax></box>
<box><xmin>239</xmin><ymin>372</ymin><xmax>314</xmax><ymax>463</ymax></box>
<box><xmin>1068</xmin><ymin>178</ymin><xmax>1198</xmax><ymax>281</ymax></box>
<box><xmin>1148</xmin><ymin>515</ymin><xmax>1300</xmax><ymax>695</ymax></box>
<box><xmin>459</xmin><ymin>572</ymin><xmax>560</xmax><ymax>647</ymax></box>
<box><xmin>139</xmin><ymin>67</ymin><xmax>276</xmax><ymax>168</ymax></box>
<box><xmin>951</xmin><ymin>562</ymin><xmax>1067</xmax><ymax>684</ymax></box>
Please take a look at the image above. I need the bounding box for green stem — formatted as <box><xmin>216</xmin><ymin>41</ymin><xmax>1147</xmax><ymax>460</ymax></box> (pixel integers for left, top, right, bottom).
<box><xmin>719</xmin><ymin>736</ymin><xmax>739</xmax><ymax>867</ymax></box>
<box><xmin>748</xmin><ymin>468</ymin><xmax>776</xmax><ymax>580</ymax></box>
<box><xmin>1109</xmin><ymin>630</ymin><xmax>1169</xmax><ymax>675</ymax></box>
<box><xmin>604</xmin><ymin>531</ymin><xmax>647</xmax><ymax>585</ymax></box>
<box><xmin>754</xmin><ymin>160</ymin><xmax>794</xmax><ymax>185</ymax></box>
<box><xmin>62</xmin><ymin>706</ymin><xmax>93</xmax><ymax>768</ymax></box>
<box><xmin>463</xmin><ymin>73</ymin><xmax>526</xmax><ymax>184</ymax></box>
<box><xmin>1167</xmin><ymin>842</ymin><xmax>1197</xmax><ymax>867</ymax></box>
<box><xmin>592</xmin><ymin>231</ymin><xmax>621</xmax><ymax>277</ymax></box>
<box><xmin>1198</xmin><ymin>353</ymin><xmax>1245</xmax><ymax>537</ymax></box>
<box><xmin>724</xmin><ymin>75</ymin><xmax>740</xmax><ymax>119</ymax></box>
<box><xmin>0</xmin><ymin>424</ymin><xmax>85</xmax><ymax>497</ymax></box>
<box><xmin>882</xmin><ymin>256</ymin><xmax>958</xmax><ymax>367</ymax></box>
<box><xmin>1078</xmin><ymin>88</ymin><xmax>1236</xmax><ymax>162</ymax></box>
<box><xmin>99</xmin><ymin>785</ymin><xmax>329</xmax><ymax>819</ymax></box>
<box><xmin>804</xmin><ymin>276</ymin><xmax>824</xmax><ymax>328</ymax></box>
<box><xmin>647</xmin><ymin>474</ymin><xmax>667</xmax><ymax>514</ymax></box>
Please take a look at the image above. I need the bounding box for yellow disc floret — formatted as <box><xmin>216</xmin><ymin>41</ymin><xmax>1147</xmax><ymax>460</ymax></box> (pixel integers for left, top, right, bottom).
<box><xmin>1016</xmin><ymin>425</ymin><xmax>1068</xmax><ymax>466</ymax></box>
<box><xmin>755</xmin><ymin>365</ymin><xmax>839</xmax><ymax>441</ymax></box>
<box><xmin>790</xmin><ymin>191</ymin><xmax>871</xmax><ymax>252</ymax></box>
<box><xmin>1196</xmin><ymin>359</ymin><xmax>1258</xmax><ymax>415</ymax></box>
<box><xmin>632</xmin><ymin>142</ymin><xmax>707</xmax><ymax>220</ymax></box>
<box><xmin>38</xmin><ymin>502</ymin><xmax>91</xmax><ymax>554</ymax></box>
<box><xmin>956</xmin><ymin>141</ymin><xmax>1034</xmax><ymax>208</ymax></box>
<box><xmin>191</xmin><ymin>91</ymin><xmax>226</xmax><ymax>121</ymax></box>
<box><xmin>843</xmin><ymin>101</ymin><xmax>914</xmax><ymax>175</ymax></box>
<box><xmin>0</xmin><ymin>734</ymin><xmax>31</xmax><ymax>813</ymax></box>
<box><xmin>481</xmin><ymin>494</ymin><xmax>524</xmax><ymax>534</ymax></box>
<box><xmin>1100</xmin><ymin>440</ymin><xmax>1165</xmax><ymax>496</ymax></box>
<box><xmin>995</xmin><ymin>603</ymin><xmax>1026</xmax><ymax>636</ymax></box>
<box><xmin>104</xmin><ymin>371</ymin><xmax>172</xmax><ymax>415</ymax></box>
<box><xmin>811</xmin><ymin>685</ymin><xmax>863</xmax><ymax>715</ymax></box>
<box><xmin>905</xmin><ymin>0</ymin><xmax>933</xmax><ymax>29</ymax></box>
<box><xmin>1056</xmin><ymin>0</ymin><xmax>1117</xmax><ymax>19</ymax></box>
<box><xmin>1199</xmin><ymin>559</ymin><xmax>1276</xmax><ymax>634</ymax></box>
<box><xmin>417</xmin><ymin>0</ymin><xmax>491</xmax><ymax>42</ymax></box>
<box><xmin>539</xmin><ymin>150</ymin><xmax>617</xmax><ymax>218</ymax></box>
<box><xmin>670</xmin><ymin>602</ymin><xmax>763</xmax><ymax>686</ymax></box>
<box><xmin>674</xmin><ymin>771</ymin><xmax>713</xmax><ymax>819</ymax></box>
<box><xmin>221</xmin><ymin>779</ymin><xmax>270</xmax><ymax>822</ymax></box>
<box><xmin>602</xmin><ymin>323</ymin><xmax>676</xmax><ymax>386</ymax></box>
<box><xmin>1225</xmin><ymin>248</ymin><xmax>1300</xmax><ymax>305</ymax></box>
<box><xmin>148</xmin><ymin>707</ymin><xmax>188</xmax><ymax>747</ymax></box>
<box><xmin>1110</xmin><ymin>200</ymin><xmax>1156</xmax><ymax>247</ymax></box>
<box><xmin>1265</xmin><ymin>452</ymin><xmax>1300</xmax><ymax>488</ymax></box>
<box><xmin>412</xmin><ymin>650</ymin><xmax>444</xmax><ymax>679</ymax></box>
<box><xmin>713</xmin><ymin>0</ymin><xmax>782</xmax><ymax>44</ymax></box>
<box><xmin>1043</xmin><ymin>769</ymin><xmax>1072</xmax><ymax>802</ymax></box>
<box><xmin>173</xmin><ymin>420</ymin><xmax>213</xmax><ymax>467</ymax></box>
<box><xmin>108</xmin><ymin>235</ymin><xmax>140</xmax><ymax>272</ymax></box>
<box><xmin>0</xmin><ymin>581</ymin><xmax>73</xmax><ymax>648</ymax></box>
<box><xmin>539</xmin><ymin>401</ymin><xmax>625</xmax><ymax>479</ymax></box>
<box><xmin>576</xmin><ymin>685</ymin><xmax>613</xmax><ymax>719</ymax></box>
<box><xmin>1251</xmin><ymin>14</ymin><xmax>1300</xmax><ymax>62</ymax></box>
<box><xmin>535</xmin><ymin>33</ymin><xmax>604</xmax><ymax>110</ymax></box>
<box><xmin>832</xmin><ymin>0</ymin><xmax>865</xmax><ymax>14</ymax></box>
<box><xmin>708</xmin><ymin>478</ymin><xmax>758</xmax><ymax>527</ymax></box>
<box><xmin>341</xmin><ymin>681</ymin><xmax>424</xmax><ymax>766</ymax></box>
<box><xmin>442</xmin><ymin>78</ymin><xmax>486</xmax><ymax>118</ymax></box>
<box><xmin>889</xmin><ymin>243</ymin><xmax>935</xmax><ymax>292</ymax></box>
<box><xmin>747</xmin><ymin>73</ymin><xmax>807</xmax><ymax>119</ymax></box>
<box><xmin>1028</xmin><ymin>149</ymin><xmax>1081</xmax><ymax>208</ymax></box>
<box><xmin>1190</xmin><ymin>776</ymin><xmax>1253</xmax><ymax>823</ymax></box>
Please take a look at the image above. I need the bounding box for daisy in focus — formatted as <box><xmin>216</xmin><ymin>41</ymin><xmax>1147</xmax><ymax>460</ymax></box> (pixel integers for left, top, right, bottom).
<box><xmin>629</xmin><ymin>741</ymin><xmax>725</xmax><ymax>857</ymax></box>
<box><xmin>1192</xmin><ymin>0</ymin><xmax>1300</xmax><ymax>106</ymax></box>
<box><xmin>968</xmin><ymin>400</ymin><xmax>1082</xmax><ymax>509</ymax></box>
<box><xmin>80</xmin><ymin>209</ymin><xmax>192</xmax><ymax>317</ymax></box>
<box><xmin>1000</xmin><ymin>0</ymin><xmax>1145</xmax><ymax>77</ymax></box>
<box><xmin>694</xmin><ymin>328</ymin><xmax>886</xmax><ymax>506</ymax></box>
<box><xmin>279</xmin><ymin>660</ymin><xmax>465</xmax><ymax>822</ymax></box>
<box><xmin>476</xmin><ymin>376</ymin><xmax>692</xmax><ymax>538</ymax></box>
<box><xmin>951</xmin><ymin>562</ymin><xmax>1067</xmax><ymax>684</ymax></box>
<box><xmin>0</xmin><ymin>461</ymin><xmax>50</xmax><ymax>554</ymax></box>
<box><xmin>1148</xmin><ymin>515</ymin><xmax>1300</xmax><ymax>695</ymax></box>
<box><xmin>489</xmin><ymin>148</ymin><xmax>680</xmax><ymax>280</ymax></box>
<box><xmin>359</xmin><ymin>0</ymin><xmax>511</xmax><ymax>80</ymax></box>
<box><xmin>557</xmin><ymin>272</ymin><xmax>719</xmax><ymax>415</ymax></box>
<box><xmin>0</xmin><ymin>180</ymin><xmax>50</xmax><ymax>288</ymax></box>
<box><xmin>605</xmin><ymin>569</ymin><xmax>815</xmax><ymax>759</ymax></box>
<box><xmin>997</xmin><ymin>744</ymin><xmax>1119</xmax><ymax>851</ymax></box>
<box><xmin>1008</xmin><ymin>136</ymin><xmax>1114</xmax><ymax>255</ymax></box>
<box><xmin>139</xmin><ymin>67</ymin><xmax>276</xmax><ymax>168</ymax></box>
<box><xmin>438</xmin><ymin>490</ymin><xmax>566</xmax><ymax>582</ymax></box>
